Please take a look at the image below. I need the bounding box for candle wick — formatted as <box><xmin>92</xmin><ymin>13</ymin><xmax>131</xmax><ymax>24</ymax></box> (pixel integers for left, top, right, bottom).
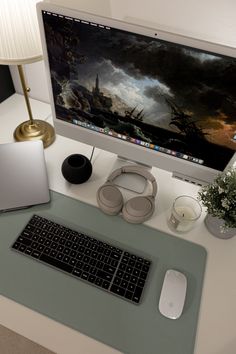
<box><xmin>183</xmin><ymin>213</ymin><xmax>185</xmax><ymax>217</ymax></box>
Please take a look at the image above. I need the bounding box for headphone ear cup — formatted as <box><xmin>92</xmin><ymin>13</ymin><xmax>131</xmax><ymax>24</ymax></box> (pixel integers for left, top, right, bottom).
<box><xmin>122</xmin><ymin>196</ymin><xmax>155</xmax><ymax>223</ymax></box>
<box><xmin>97</xmin><ymin>183</ymin><xmax>124</xmax><ymax>215</ymax></box>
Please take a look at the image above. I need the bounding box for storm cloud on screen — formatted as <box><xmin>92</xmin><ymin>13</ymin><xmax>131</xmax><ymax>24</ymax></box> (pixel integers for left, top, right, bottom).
<box><xmin>46</xmin><ymin>14</ymin><xmax>236</xmax><ymax>122</ymax></box>
<box><xmin>74</xmin><ymin>24</ymin><xmax>236</xmax><ymax>119</ymax></box>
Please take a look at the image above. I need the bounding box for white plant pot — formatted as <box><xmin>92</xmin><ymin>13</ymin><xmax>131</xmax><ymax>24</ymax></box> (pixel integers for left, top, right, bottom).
<box><xmin>204</xmin><ymin>214</ymin><xmax>236</xmax><ymax>239</ymax></box>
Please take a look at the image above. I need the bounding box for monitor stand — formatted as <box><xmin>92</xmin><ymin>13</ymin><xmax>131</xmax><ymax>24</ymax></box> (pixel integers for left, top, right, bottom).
<box><xmin>109</xmin><ymin>156</ymin><xmax>151</xmax><ymax>194</ymax></box>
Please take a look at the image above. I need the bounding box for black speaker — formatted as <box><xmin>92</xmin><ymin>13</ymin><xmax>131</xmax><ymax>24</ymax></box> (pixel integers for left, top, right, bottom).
<box><xmin>61</xmin><ymin>154</ymin><xmax>92</xmax><ymax>184</ymax></box>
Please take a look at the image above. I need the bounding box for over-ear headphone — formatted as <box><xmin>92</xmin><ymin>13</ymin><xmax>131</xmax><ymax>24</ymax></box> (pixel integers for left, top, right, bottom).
<box><xmin>96</xmin><ymin>165</ymin><xmax>157</xmax><ymax>224</ymax></box>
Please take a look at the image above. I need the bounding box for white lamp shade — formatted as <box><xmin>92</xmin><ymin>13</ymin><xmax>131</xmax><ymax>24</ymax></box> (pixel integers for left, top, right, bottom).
<box><xmin>0</xmin><ymin>0</ymin><xmax>42</xmax><ymax>64</ymax></box>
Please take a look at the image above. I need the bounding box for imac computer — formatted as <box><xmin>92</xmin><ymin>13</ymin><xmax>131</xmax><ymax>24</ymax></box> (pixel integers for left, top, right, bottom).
<box><xmin>37</xmin><ymin>2</ymin><xmax>236</xmax><ymax>185</ymax></box>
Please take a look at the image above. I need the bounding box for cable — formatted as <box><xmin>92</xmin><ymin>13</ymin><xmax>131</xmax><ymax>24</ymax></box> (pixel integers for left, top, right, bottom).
<box><xmin>90</xmin><ymin>146</ymin><xmax>95</xmax><ymax>162</ymax></box>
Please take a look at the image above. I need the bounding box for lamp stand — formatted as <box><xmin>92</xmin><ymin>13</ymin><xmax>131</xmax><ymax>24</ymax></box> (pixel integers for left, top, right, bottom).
<box><xmin>14</xmin><ymin>65</ymin><xmax>55</xmax><ymax>148</ymax></box>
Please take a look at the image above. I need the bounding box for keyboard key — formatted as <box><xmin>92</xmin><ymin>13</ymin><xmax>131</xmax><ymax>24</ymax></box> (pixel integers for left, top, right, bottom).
<box><xmin>25</xmin><ymin>247</ymin><xmax>32</xmax><ymax>255</ymax></box>
<box><xmin>12</xmin><ymin>242</ymin><xmax>20</xmax><ymax>250</ymax></box>
<box><xmin>130</xmin><ymin>254</ymin><xmax>137</xmax><ymax>261</ymax></box>
<box><xmin>76</xmin><ymin>261</ymin><xmax>83</xmax><ymax>269</ymax></box>
<box><xmin>18</xmin><ymin>236</ymin><xmax>32</xmax><ymax>246</ymax></box>
<box><xmin>110</xmin><ymin>251</ymin><xmax>121</xmax><ymax>260</ymax></box>
<box><xmin>103</xmin><ymin>264</ymin><xmax>116</xmax><ymax>274</ymax></box>
<box><xmin>76</xmin><ymin>253</ymin><xmax>83</xmax><ymax>260</ymax></box>
<box><xmin>90</xmin><ymin>267</ymin><xmax>97</xmax><ymax>275</ymax></box>
<box><xmin>97</xmin><ymin>253</ymin><xmax>104</xmax><ymax>261</ymax></box>
<box><xmin>94</xmin><ymin>277</ymin><xmax>103</xmax><ymax>286</ymax></box>
<box><xmin>117</xmin><ymin>270</ymin><xmax>124</xmax><ymax>278</ymax></box>
<box><xmin>123</xmin><ymin>273</ymin><xmax>131</xmax><ymax>281</ymax></box>
<box><xmin>125</xmin><ymin>291</ymin><xmax>133</xmax><ymax>300</ymax></box>
<box><xmin>40</xmin><ymin>254</ymin><xmax>73</xmax><ymax>273</ymax></box>
<box><xmin>88</xmin><ymin>275</ymin><xmax>96</xmax><ymax>283</ymax></box>
<box><xmin>110</xmin><ymin>259</ymin><xmax>118</xmax><ymax>267</ymax></box>
<box><xmin>132</xmin><ymin>286</ymin><xmax>143</xmax><ymax>303</ymax></box>
<box><xmin>133</xmin><ymin>269</ymin><xmax>140</xmax><ymax>277</ymax></box>
<box><xmin>31</xmin><ymin>250</ymin><xmax>40</xmax><ymax>258</ymax></box>
<box><xmin>37</xmin><ymin>244</ymin><xmax>45</xmax><ymax>252</ymax></box>
<box><xmin>25</xmin><ymin>224</ymin><xmax>35</xmax><ymax>232</ymax></box>
<box><xmin>72</xmin><ymin>243</ymin><xmax>79</xmax><ymax>250</ymax></box>
<box><xmin>96</xmin><ymin>260</ymin><xmax>103</xmax><ymax>269</ymax></box>
<box><xmin>126</xmin><ymin>266</ymin><xmax>133</xmax><ymax>274</ymax></box>
<box><xmin>51</xmin><ymin>242</ymin><xmax>58</xmax><ymax>249</ymax></box>
<box><xmin>96</xmin><ymin>270</ymin><xmax>113</xmax><ymax>281</ymax></box>
<box><xmin>142</xmin><ymin>264</ymin><xmax>150</xmax><ymax>273</ymax></box>
<box><xmin>91</xmin><ymin>251</ymin><xmax>98</xmax><ymax>258</ymax></box>
<box><xmin>65</xmin><ymin>240</ymin><xmax>72</xmax><ymax>247</ymax></box>
<box><xmin>43</xmin><ymin>247</ymin><xmax>51</xmax><ymax>255</ymax></box>
<box><xmin>19</xmin><ymin>245</ymin><xmax>26</xmax><ymax>252</ymax></box>
<box><xmin>119</xmin><ymin>263</ymin><xmax>126</xmax><ymax>271</ymax></box>
<box><xmin>102</xmin><ymin>280</ymin><xmax>110</xmax><ymax>289</ymax></box>
<box><xmin>120</xmin><ymin>280</ymin><xmax>128</xmax><ymax>288</ymax></box>
<box><xmin>83</xmin><ymin>264</ymin><xmax>90</xmax><ymax>272</ymax></box>
<box><xmin>140</xmin><ymin>271</ymin><xmax>147</xmax><ymax>280</ymax></box>
<box><xmin>81</xmin><ymin>272</ymin><xmax>89</xmax><ymax>280</ymax></box>
<box><xmin>128</xmin><ymin>259</ymin><xmax>135</xmax><ymax>267</ymax></box>
<box><xmin>56</xmin><ymin>253</ymin><xmax>64</xmax><ymax>260</ymax></box>
<box><xmin>50</xmin><ymin>250</ymin><xmax>57</xmax><ymax>258</ymax></box>
<box><xmin>63</xmin><ymin>255</ymin><xmax>70</xmax><ymax>263</ymax></box>
<box><xmin>70</xmin><ymin>251</ymin><xmax>77</xmax><ymax>258</ymax></box>
<box><xmin>127</xmin><ymin>283</ymin><xmax>135</xmax><ymax>292</ymax></box>
<box><xmin>85</xmin><ymin>249</ymin><xmax>92</xmax><ymax>256</ymax></box>
<box><xmin>22</xmin><ymin>231</ymin><xmax>32</xmax><ymax>238</ymax></box>
<box><xmin>83</xmin><ymin>255</ymin><xmax>90</xmax><ymax>263</ymax></box>
<box><xmin>72</xmin><ymin>235</ymin><xmax>78</xmax><ymax>243</ymax></box>
<box><xmin>110</xmin><ymin>285</ymin><xmax>125</xmax><ymax>297</ymax></box>
<box><xmin>135</xmin><ymin>262</ymin><xmax>142</xmax><ymax>270</ymax></box>
<box><xmin>121</xmin><ymin>256</ymin><xmax>129</xmax><ymax>264</ymax></box>
<box><xmin>144</xmin><ymin>260</ymin><xmax>151</xmax><ymax>266</ymax></box>
<box><xmin>113</xmin><ymin>277</ymin><xmax>121</xmax><ymax>286</ymax></box>
<box><xmin>52</xmin><ymin>235</ymin><xmax>60</xmax><ymax>242</ymax></box>
<box><xmin>72</xmin><ymin>268</ymin><xmax>82</xmax><ymax>277</ymax></box>
<box><xmin>137</xmin><ymin>278</ymin><xmax>145</xmax><ymax>287</ymax></box>
<box><xmin>89</xmin><ymin>258</ymin><xmax>96</xmax><ymax>266</ymax></box>
<box><xmin>38</xmin><ymin>237</ymin><xmax>45</xmax><ymax>244</ymax></box>
<box><xmin>130</xmin><ymin>275</ymin><xmax>138</xmax><ymax>284</ymax></box>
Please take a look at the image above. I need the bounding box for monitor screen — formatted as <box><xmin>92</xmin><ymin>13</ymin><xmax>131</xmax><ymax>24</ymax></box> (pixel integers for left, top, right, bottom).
<box><xmin>37</xmin><ymin>3</ymin><xmax>236</xmax><ymax>185</ymax></box>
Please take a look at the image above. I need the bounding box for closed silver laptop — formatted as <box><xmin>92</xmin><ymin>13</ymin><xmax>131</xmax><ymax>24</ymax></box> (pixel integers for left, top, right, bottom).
<box><xmin>0</xmin><ymin>141</ymin><xmax>50</xmax><ymax>212</ymax></box>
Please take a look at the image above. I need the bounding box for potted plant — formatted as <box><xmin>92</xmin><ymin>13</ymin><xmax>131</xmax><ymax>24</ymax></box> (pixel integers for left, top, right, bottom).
<box><xmin>198</xmin><ymin>167</ymin><xmax>236</xmax><ymax>238</ymax></box>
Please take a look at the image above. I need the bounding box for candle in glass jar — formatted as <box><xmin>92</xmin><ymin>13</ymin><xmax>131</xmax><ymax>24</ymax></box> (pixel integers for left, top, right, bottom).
<box><xmin>168</xmin><ymin>196</ymin><xmax>202</xmax><ymax>232</ymax></box>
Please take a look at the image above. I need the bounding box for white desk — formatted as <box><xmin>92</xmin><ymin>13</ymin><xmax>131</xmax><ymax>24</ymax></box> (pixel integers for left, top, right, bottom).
<box><xmin>1</xmin><ymin>94</ymin><xmax>236</xmax><ymax>354</ymax></box>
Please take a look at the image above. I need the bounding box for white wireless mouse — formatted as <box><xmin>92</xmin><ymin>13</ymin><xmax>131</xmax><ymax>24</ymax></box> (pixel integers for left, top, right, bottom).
<box><xmin>159</xmin><ymin>269</ymin><xmax>187</xmax><ymax>319</ymax></box>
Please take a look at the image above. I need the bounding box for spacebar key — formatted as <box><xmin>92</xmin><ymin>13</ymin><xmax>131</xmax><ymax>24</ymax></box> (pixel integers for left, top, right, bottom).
<box><xmin>40</xmin><ymin>254</ymin><xmax>73</xmax><ymax>273</ymax></box>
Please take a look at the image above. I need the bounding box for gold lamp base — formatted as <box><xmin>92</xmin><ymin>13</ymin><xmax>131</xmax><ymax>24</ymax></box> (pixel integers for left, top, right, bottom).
<box><xmin>14</xmin><ymin>65</ymin><xmax>56</xmax><ymax>148</ymax></box>
<box><xmin>14</xmin><ymin>119</ymin><xmax>55</xmax><ymax>148</ymax></box>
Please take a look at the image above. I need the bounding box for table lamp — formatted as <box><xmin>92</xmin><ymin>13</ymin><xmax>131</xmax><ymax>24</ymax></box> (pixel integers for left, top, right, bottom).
<box><xmin>0</xmin><ymin>0</ymin><xmax>55</xmax><ymax>148</ymax></box>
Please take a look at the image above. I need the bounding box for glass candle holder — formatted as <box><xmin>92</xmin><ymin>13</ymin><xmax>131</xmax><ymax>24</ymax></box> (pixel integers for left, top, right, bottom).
<box><xmin>168</xmin><ymin>195</ymin><xmax>202</xmax><ymax>233</ymax></box>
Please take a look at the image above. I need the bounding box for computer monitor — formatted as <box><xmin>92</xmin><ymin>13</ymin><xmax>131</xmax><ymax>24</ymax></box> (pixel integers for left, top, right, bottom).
<box><xmin>37</xmin><ymin>2</ymin><xmax>236</xmax><ymax>185</ymax></box>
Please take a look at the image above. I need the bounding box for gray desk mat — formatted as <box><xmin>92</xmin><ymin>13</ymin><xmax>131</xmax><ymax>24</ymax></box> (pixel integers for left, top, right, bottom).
<box><xmin>0</xmin><ymin>191</ymin><xmax>207</xmax><ymax>354</ymax></box>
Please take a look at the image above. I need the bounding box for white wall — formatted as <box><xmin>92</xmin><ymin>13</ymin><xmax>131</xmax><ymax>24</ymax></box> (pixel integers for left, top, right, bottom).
<box><xmin>43</xmin><ymin>0</ymin><xmax>111</xmax><ymax>16</ymax></box>
<box><xmin>10</xmin><ymin>0</ymin><xmax>236</xmax><ymax>103</ymax></box>
<box><xmin>10</xmin><ymin>61</ymin><xmax>50</xmax><ymax>103</ymax></box>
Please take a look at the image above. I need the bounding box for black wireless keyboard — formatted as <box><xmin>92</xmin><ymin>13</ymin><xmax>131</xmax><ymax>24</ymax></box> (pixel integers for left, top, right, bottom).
<box><xmin>11</xmin><ymin>214</ymin><xmax>151</xmax><ymax>304</ymax></box>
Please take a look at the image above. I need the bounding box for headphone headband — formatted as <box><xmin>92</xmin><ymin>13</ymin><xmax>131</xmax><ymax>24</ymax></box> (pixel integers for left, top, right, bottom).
<box><xmin>107</xmin><ymin>165</ymin><xmax>157</xmax><ymax>197</ymax></box>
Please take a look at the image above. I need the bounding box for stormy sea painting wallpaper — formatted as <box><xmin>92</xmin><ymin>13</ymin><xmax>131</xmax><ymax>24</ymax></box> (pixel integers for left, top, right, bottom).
<box><xmin>42</xmin><ymin>11</ymin><xmax>236</xmax><ymax>171</ymax></box>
